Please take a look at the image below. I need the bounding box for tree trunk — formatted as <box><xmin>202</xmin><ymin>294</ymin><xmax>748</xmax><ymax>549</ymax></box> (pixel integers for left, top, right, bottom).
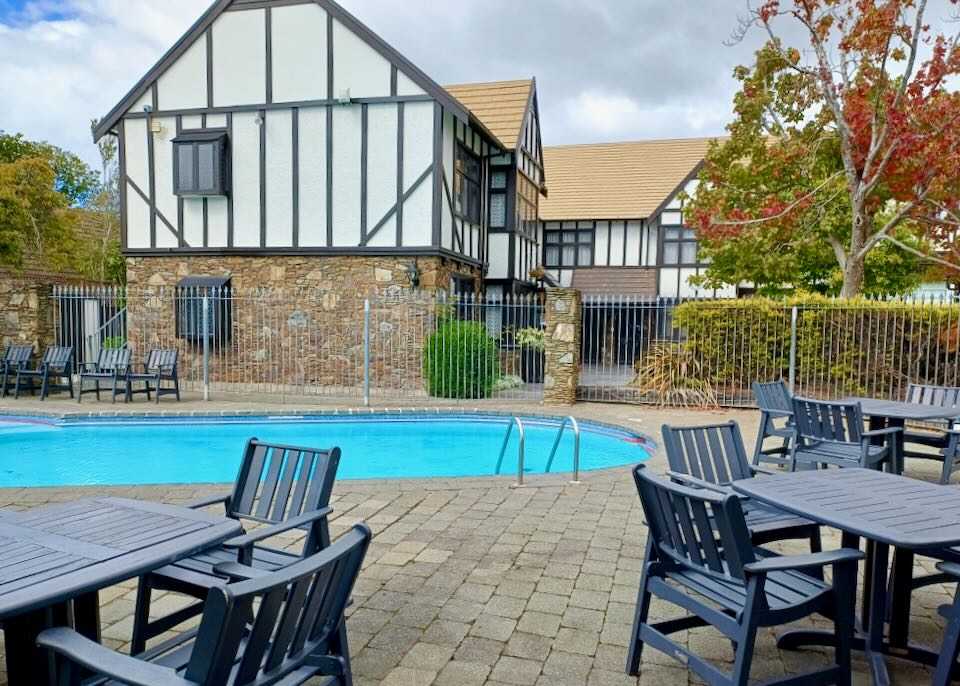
<box><xmin>840</xmin><ymin>208</ymin><xmax>871</xmax><ymax>297</ymax></box>
<box><xmin>840</xmin><ymin>255</ymin><xmax>864</xmax><ymax>297</ymax></box>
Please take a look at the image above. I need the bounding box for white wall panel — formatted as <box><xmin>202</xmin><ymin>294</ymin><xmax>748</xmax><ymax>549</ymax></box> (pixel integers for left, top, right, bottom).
<box><xmin>440</xmin><ymin>112</ymin><xmax>454</xmax><ymax>250</ymax></box>
<box><xmin>132</xmin><ymin>91</ymin><xmax>152</xmax><ymax>113</ymax></box>
<box><xmin>297</xmin><ymin>107</ymin><xmax>327</xmax><ymax>246</ymax></box>
<box><xmin>126</xmin><ymin>185</ymin><xmax>151</xmax><ymax>249</ymax></box>
<box><xmin>157</xmin><ymin>35</ymin><xmax>207</xmax><ymax>111</ymax></box>
<box><xmin>207</xmin><ymin>197</ymin><xmax>229</xmax><ymax>246</ymax></box>
<box><xmin>183</xmin><ymin>198</ymin><xmax>204</xmax><ymax>247</ymax></box>
<box><xmin>212</xmin><ymin>10</ymin><xmax>266</xmax><ymax>107</ymax></box>
<box><xmin>625</xmin><ymin>221</ymin><xmax>642</xmax><ymax>267</ymax></box>
<box><xmin>594</xmin><ymin>221</ymin><xmax>609</xmax><ymax>266</ymax></box>
<box><xmin>331</xmin><ymin>106</ymin><xmax>362</xmax><ymax>246</ymax></box>
<box><xmin>272</xmin><ymin>4</ymin><xmax>327</xmax><ymax>103</ymax></box>
<box><xmin>152</xmin><ymin>118</ymin><xmax>178</xmax><ymax>244</ymax></box>
<box><xmin>402</xmin><ymin>102</ymin><xmax>433</xmax><ymax>191</ymax></box>
<box><xmin>401</xmin><ymin>177</ymin><xmax>432</xmax><ymax>246</ymax></box>
<box><xmin>678</xmin><ymin>268</ymin><xmax>699</xmax><ymax>298</ymax></box>
<box><xmin>488</xmin><ymin>234</ymin><xmax>509</xmax><ymax>279</ymax></box>
<box><xmin>395</xmin><ymin>71</ymin><xmax>425</xmax><ymax>96</ymax></box>
<box><xmin>205</xmin><ymin>113</ymin><xmax>227</xmax><ymax>128</ymax></box>
<box><xmin>123</xmin><ymin>119</ymin><xmax>149</xmax><ymax>191</ymax></box>
<box><xmin>559</xmin><ymin>270</ymin><xmax>573</xmax><ymax>287</ymax></box>
<box><xmin>608</xmin><ymin>221</ymin><xmax>625</xmax><ymax>267</ymax></box>
<box><xmin>366</xmin><ymin>104</ymin><xmax>398</xmax><ymax>234</ymax></box>
<box><xmin>265</xmin><ymin>110</ymin><xmax>293</xmax><ymax>247</ymax></box>
<box><xmin>659</xmin><ymin>268</ymin><xmax>679</xmax><ymax>298</ymax></box>
<box><xmin>644</xmin><ymin>223</ymin><xmax>657</xmax><ymax>266</ymax></box>
<box><xmin>332</xmin><ymin>20</ymin><xmax>390</xmax><ymax>98</ymax></box>
<box><xmin>231</xmin><ymin>112</ymin><xmax>261</xmax><ymax>247</ymax></box>
<box><xmin>366</xmin><ymin>215</ymin><xmax>395</xmax><ymax>247</ymax></box>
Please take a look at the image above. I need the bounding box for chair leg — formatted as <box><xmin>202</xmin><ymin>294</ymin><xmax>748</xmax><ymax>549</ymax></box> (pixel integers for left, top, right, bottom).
<box><xmin>94</xmin><ymin>379</ymin><xmax>100</xmax><ymax>401</ymax></box>
<box><xmin>832</xmin><ymin>560</ymin><xmax>858</xmax><ymax>686</ymax></box>
<box><xmin>753</xmin><ymin>415</ymin><xmax>769</xmax><ymax>466</ymax></box>
<box><xmin>40</xmin><ymin>370</ymin><xmax>49</xmax><ymax>400</ymax></box>
<box><xmin>330</xmin><ymin>617</ymin><xmax>353</xmax><ymax>686</ymax></box>
<box><xmin>13</xmin><ymin>373</ymin><xmax>20</xmax><ymax>400</ymax></box>
<box><xmin>76</xmin><ymin>377</ymin><xmax>83</xmax><ymax>404</ymax></box>
<box><xmin>731</xmin><ymin>620</ymin><xmax>758</xmax><ymax>686</ymax></box>
<box><xmin>130</xmin><ymin>576</ymin><xmax>153</xmax><ymax>656</ymax></box>
<box><xmin>626</xmin><ymin>557</ymin><xmax>654</xmax><ymax>675</ymax></box>
<box><xmin>934</xmin><ymin>589</ymin><xmax>960</xmax><ymax>686</ymax></box>
<box><xmin>174</xmin><ymin>376</ymin><xmax>180</xmax><ymax>401</ymax></box>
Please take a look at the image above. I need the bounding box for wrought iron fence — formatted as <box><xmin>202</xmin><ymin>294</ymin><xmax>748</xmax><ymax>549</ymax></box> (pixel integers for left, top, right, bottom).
<box><xmin>52</xmin><ymin>286</ymin><xmax>544</xmax><ymax>403</ymax></box>
<box><xmin>580</xmin><ymin>294</ymin><xmax>960</xmax><ymax>407</ymax></box>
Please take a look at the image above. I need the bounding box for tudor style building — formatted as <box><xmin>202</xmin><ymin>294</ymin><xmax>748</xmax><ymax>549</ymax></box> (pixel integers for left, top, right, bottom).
<box><xmin>98</xmin><ymin>0</ymin><xmax>717</xmax><ymax>299</ymax></box>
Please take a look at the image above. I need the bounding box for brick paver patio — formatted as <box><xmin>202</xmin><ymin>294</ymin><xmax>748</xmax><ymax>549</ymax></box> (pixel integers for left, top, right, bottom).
<box><xmin>0</xmin><ymin>398</ymin><xmax>950</xmax><ymax>684</ymax></box>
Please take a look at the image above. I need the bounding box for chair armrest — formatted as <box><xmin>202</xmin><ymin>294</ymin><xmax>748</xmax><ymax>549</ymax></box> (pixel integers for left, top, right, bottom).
<box><xmin>184</xmin><ymin>493</ymin><xmax>231</xmax><ymax>510</ymax></box>
<box><xmin>749</xmin><ymin>465</ymin><xmax>779</xmax><ymax>476</ymax></box>
<box><xmin>665</xmin><ymin>471</ymin><xmax>732</xmax><ymax>495</ymax></box>
<box><xmin>222</xmin><ymin>507</ymin><xmax>333</xmax><ymax>549</ymax></box>
<box><xmin>937</xmin><ymin>561</ymin><xmax>960</xmax><ymax>579</ymax></box>
<box><xmin>862</xmin><ymin>427</ymin><xmax>903</xmax><ymax>439</ymax></box>
<box><xmin>77</xmin><ymin>362</ymin><xmax>98</xmax><ymax>372</ymax></box>
<box><xmin>36</xmin><ymin>627</ymin><xmax>195</xmax><ymax>686</ymax></box>
<box><xmin>211</xmin><ymin>561</ymin><xmax>275</xmax><ymax>581</ymax></box>
<box><xmin>763</xmin><ymin>409</ymin><xmax>793</xmax><ymax>419</ymax></box>
<box><xmin>744</xmin><ymin>548</ymin><xmax>864</xmax><ymax>574</ymax></box>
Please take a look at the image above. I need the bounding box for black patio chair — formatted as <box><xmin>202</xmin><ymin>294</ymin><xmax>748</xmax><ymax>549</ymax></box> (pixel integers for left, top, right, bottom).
<box><xmin>902</xmin><ymin>383</ymin><xmax>960</xmax><ymax>461</ymax></box>
<box><xmin>662</xmin><ymin>421</ymin><xmax>822</xmax><ymax>554</ymax></box>
<box><xmin>77</xmin><ymin>347</ymin><xmax>131</xmax><ymax>403</ymax></box>
<box><xmin>13</xmin><ymin>345</ymin><xmax>74</xmax><ymax>400</ymax></box>
<box><xmin>126</xmin><ymin>348</ymin><xmax>180</xmax><ymax>403</ymax></box>
<box><xmin>0</xmin><ymin>345</ymin><xmax>33</xmax><ymax>398</ymax></box>
<box><xmin>626</xmin><ymin>464</ymin><xmax>862</xmax><ymax>685</ymax></box>
<box><xmin>39</xmin><ymin>523</ymin><xmax>370</xmax><ymax>686</ymax></box>
<box><xmin>932</xmin><ymin>561</ymin><xmax>960</xmax><ymax>686</ymax></box>
<box><xmin>130</xmin><ymin>439</ymin><xmax>341</xmax><ymax>655</ymax></box>
<box><xmin>751</xmin><ymin>380</ymin><xmax>795</xmax><ymax>466</ymax></box>
<box><xmin>790</xmin><ymin>396</ymin><xmax>900</xmax><ymax>472</ymax></box>
<box><xmin>940</xmin><ymin>430</ymin><xmax>960</xmax><ymax>485</ymax></box>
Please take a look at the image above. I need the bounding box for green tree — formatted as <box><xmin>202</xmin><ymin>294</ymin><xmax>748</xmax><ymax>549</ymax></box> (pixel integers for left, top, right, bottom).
<box><xmin>0</xmin><ymin>130</ymin><xmax>100</xmax><ymax>206</ymax></box>
<box><xmin>76</xmin><ymin>119</ymin><xmax>124</xmax><ymax>283</ymax></box>
<box><xmin>0</xmin><ymin>157</ymin><xmax>79</xmax><ymax>271</ymax></box>
<box><xmin>688</xmin><ymin>0</ymin><xmax>960</xmax><ymax>297</ymax></box>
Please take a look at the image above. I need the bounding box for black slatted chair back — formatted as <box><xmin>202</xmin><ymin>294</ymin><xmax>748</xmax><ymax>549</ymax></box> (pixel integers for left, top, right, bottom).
<box><xmin>662</xmin><ymin>421</ymin><xmax>752</xmax><ymax>486</ymax></box>
<box><xmin>752</xmin><ymin>380</ymin><xmax>792</xmax><ymax>414</ymax></box>
<box><xmin>633</xmin><ymin>464</ymin><xmax>755</xmax><ymax>584</ymax></box>
<box><xmin>227</xmin><ymin>439</ymin><xmax>341</xmax><ymax>552</ymax></box>
<box><xmin>94</xmin><ymin>348</ymin><xmax>130</xmax><ymax>372</ymax></box>
<box><xmin>184</xmin><ymin>523</ymin><xmax>370</xmax><ymax>686</ymax></box>
<box><xmin>145</xmin><ymin>348</ymin><xmax>178</xmax><ymax>371</ymax></box>
<box><xmin>906</xmin><ymin>383</ymin><xmax>960</xmax><ymax>409</ymax></box>
<box><xmin>41</xmin><ymin>346</ymin><xmax>74</xmax><ymax>369</ymax></box>
<box><xmin>2</xmin><ymin>346</ymin><xmax>33</xmax><ymax>366</ymax></box>
<box><xmin>792</xmin><ymin>397</ymin><xmax>864</xmax><ymax>445</ymax></box>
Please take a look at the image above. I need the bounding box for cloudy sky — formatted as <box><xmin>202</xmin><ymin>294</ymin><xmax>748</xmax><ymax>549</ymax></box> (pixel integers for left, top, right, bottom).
<box><xmin>0</xmin><ymin>0</ymin><xmax>956</xmax><ymax>169</ymax></box>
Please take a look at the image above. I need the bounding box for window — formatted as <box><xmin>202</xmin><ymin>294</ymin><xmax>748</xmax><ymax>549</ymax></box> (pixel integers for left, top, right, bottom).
<box><xmin>489</xmin><ymin>168</ymin><xmax>508</xmax><ymax>228</ymax></box>
<box><xmin>173</xmin><ymin>131</ymin><xmax>229</xmax><ymax>196</ymax></box>
<box><xmin>661</xmin><ymin>226</ymin><xmax>700</xmax><ymax>265</ymax></box>
<box><xmin>544</xmin><ymin>225</ymin><xmax>593</xmax><ymax>268</ymax></box>
<box><xmin>517</xmin><ymin>174</ymin><xmax>539</xmax><ymax>238</ymax></box>
<box><xmin>454</xmin><ymin>143</ymin><xmax>481</xmax><ymax>224</ymax></box>
<box><xmin>175</xmin><ymin>276</ymin><xmax>232</xmax><ymax>342</ymax></box>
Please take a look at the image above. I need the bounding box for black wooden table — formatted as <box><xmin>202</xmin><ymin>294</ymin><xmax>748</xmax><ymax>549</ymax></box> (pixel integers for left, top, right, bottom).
<box><xmin>0</xmin><ymin>497</ymin><xmax>242</xmax><ymax>685</ymax></box>
<box><xmin>734</xmin><ymin>468</ymin><xmax>960</xmax><ymax>686</ymax></box>
<box><xmin>847</xmin><ymin>397</ymin><xmax>960</xmax><ymax>474</ymax></box>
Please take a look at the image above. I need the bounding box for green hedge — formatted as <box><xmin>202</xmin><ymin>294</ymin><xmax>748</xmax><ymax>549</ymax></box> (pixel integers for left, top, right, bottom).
<box><xmin>671</xmin><ymin>297</ymin><xmax>960</xmax><ymax>397</ymax></box>
<box><xmin>423</xmin><ymin>319</ymin><xmax>499</xmax><ymax>399</ymax></box>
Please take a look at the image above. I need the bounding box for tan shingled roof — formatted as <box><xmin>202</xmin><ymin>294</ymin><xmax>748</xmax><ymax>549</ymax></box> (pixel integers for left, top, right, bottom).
<box><xmin>539</xmin><ymin>138</ymin><xmax>719</xmax><ymax>221</ymax></box>
<box><xmin>444</xmin><ymin>79</ymin><xmax>534</xmax><ymax>151</ymax></box>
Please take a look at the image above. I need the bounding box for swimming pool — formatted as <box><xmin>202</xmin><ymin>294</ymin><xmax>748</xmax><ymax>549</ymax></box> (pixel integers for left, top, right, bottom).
<box><xmin>0</xmin><ymin>414</ymin><xmax>654</xmax><ymax>487</ymax></box>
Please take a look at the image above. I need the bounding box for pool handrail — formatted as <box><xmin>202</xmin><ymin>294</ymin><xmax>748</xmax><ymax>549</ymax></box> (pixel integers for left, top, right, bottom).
<box><xmin>494</xmin><ymin>417</ymin><xmax>526</xmax><ymax>485</ymax></box>
<box><xmin>544</xmin><ymin>416</ymin><xmax>581</xmax><ymax>482</ymax></box>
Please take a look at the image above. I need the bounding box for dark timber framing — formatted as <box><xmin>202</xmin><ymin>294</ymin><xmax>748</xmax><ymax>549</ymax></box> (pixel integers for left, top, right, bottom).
<box><xmin>431</xmin><ymin>103</ymin><xmax>442</xmax><ymax>247</ymax></box>
<box><xmin>226</xmin><ymin>112</ymin><xmax>234</xmax><ymax>247</ymax></box>
<box><xmin>205</xmin><ymin>28</ymin><xmax>213</xmax><ymax>108</ymax></box>
<box><xmin>396</xmin><ymin>102</ymin><xmax>404</xmax><ymax>245</ymax></box>
<box><xmin>325</xmin><ymin>12</ymin><xmax>334</xmax><ymax>248</ymax></box>
<box><xmin>147</xmin><ymin>84</ymin><xmax>158</xmax><ymax>248</ymax></box>
<box><xmin>291</xmin><ymin>107</ymin><xmax>299</xmax><ymax>246</ymax></box>
<box><xmin>264</xmin><ymin>6</ymin><xmax>273</xmax><ymax>104</ymax></box>
<box><xmin>259</xmin><ymin>109</ymin><xmax>267</xmax><ymax>247</ymax></box>
<box><xmin>123</xmin><ymin>245</ymin><xmax>482</xmax><ymax>267</ymax></box>
<box><xmin>360</xmin><ymin>103</ymin><xmax>368</xmax><ymax>242</ymax></box>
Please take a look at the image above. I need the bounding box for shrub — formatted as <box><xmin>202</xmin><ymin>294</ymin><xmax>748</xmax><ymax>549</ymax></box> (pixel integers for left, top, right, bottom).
<box><xmin>514</xmin><ymin>327</ymin><xmax>546</xmax><ymax>352</ymax></box>
<box><xmin>423</xmin><ymin>319</ymin><xmax>499</xmax><ymax>398</ymax></box>
<box><xmin>628</xmin><ymin>341</ymin><xmax>718</xmax><ymax>408</ymax></box>
<box><xmin>101</xmin><ymin>336</ymin><xmax>126</xmax><ymax>349</ymax></box>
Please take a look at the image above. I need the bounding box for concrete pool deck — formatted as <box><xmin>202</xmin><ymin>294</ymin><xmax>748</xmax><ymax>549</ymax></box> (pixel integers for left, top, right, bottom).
<box><xmin>0</xmin><ymin>395</ymin><xmax>951</xmax><ymax>685</ymax></box>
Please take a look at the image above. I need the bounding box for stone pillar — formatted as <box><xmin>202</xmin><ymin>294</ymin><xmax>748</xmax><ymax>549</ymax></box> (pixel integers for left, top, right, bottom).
<box><xmin>543</xmin><ymin>287</ymin><xmax>581</xmax><ymax>406</ymax></box>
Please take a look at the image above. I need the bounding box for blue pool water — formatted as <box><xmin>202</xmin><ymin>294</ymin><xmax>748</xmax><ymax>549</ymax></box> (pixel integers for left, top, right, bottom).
<box><xmin>0</xmin><ymin>414</ymin><xmax>654</xmax><ymax>487</ymax></box>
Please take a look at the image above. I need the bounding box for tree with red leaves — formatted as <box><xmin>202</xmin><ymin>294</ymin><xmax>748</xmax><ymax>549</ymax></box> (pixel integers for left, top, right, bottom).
<box><xmin>688</xmin><ymin>0</ymin><xmax>960</xmax><ymax>296</ymax></box>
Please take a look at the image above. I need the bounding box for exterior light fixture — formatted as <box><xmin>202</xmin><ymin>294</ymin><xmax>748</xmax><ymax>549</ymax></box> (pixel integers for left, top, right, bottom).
<box><xmin>337</xmin><ymin>88</ymin><xmax>352</xmax><ymax>105</ymax></box>
<box><xmin>405</xmin><ymin>264</ymin><xmax>420</xmax><ymax>289</ymax></box>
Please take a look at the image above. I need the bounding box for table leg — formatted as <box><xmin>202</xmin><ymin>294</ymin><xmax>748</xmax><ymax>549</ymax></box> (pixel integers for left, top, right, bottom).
<box><xmin>4</xmin><ymin>603</ymin><xmax>69</xmax><ymax>686</ymax></box>
<box><xmin>887</xmin><ymin>548</ymin><xmax>914</xmax><ymax>651</ymax></box>
<box><xmin>864</xmin><ymin>540</ymin><xmax>891</xmax><ymax>686</ymax></box>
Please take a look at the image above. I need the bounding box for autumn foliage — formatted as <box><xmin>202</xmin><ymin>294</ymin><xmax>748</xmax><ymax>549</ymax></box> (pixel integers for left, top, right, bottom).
<box><xmin>688</xmin><ymin>0</ymin><xmax>960</xmax><ymax>296</ymax></box>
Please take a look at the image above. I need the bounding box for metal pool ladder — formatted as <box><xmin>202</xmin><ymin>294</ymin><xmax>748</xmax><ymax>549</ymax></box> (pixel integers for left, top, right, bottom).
<box><xmin>494</xmin><ymin>417</ymin><xmax>526</xmax><ymax>485</ymax></box>
<box><xmin>545</xmin><ymin>416</ymin><xmax>581</xmax><ymax>483</ymax></box>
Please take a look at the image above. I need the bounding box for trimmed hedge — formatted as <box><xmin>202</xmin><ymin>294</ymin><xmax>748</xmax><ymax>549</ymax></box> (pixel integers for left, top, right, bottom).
<box><xmin>423</xmin><ymin>319</ymin><xmax>499</xmax><ymax>398</ymax></box>
<box><xmin>671</xmin><ymin>296</ymin><xmax>960</xmax><ymax>397</ymax></box>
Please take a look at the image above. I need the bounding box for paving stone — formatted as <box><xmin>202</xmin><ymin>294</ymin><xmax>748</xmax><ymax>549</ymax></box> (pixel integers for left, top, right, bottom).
<box><xmin>379</xmin><ymin>666</ymin><xmax>437</xmax><ymax>686</ymax></box>
<box><xmin>421</xmin><ymin>619</ymin><xmax>471</xmax><ymax>647</ymax></box>
<box><xmin>435</xmin><ymin>660</ymin><xmax>491</xmax><ymax>686</ymax></box>
<box><xmin>553</xmin><ymin>627</ymin><xmax>600</xmax><ymax>656</ymax></box>
<box><xmin>505</xmin><ymin>631</ymin><xmax>553</xmax><ymax>661</ymax></box>
<box><xmin>469</xmin><ymin>613</ymin><xmax>518</xmax><ymax>642</ymax></box>
<box><xmin>399</xmin><ymin>642</ymin><xmax>455</xmax><ymax>671</ymax></box>
<box><xmin>490</xmin><ymin>654</ymin><xmax>543</xmax><ymax>685</ymax></box>
<box><xmin>517</xmin><ymin>611</ymin><xmax>562</xmax><ymax>638</ymax></box>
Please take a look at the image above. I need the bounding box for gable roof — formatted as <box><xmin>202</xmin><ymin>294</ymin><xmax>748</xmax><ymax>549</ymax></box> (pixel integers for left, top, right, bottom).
<box><xmin>93</xmin><ymin>0</ymin><xmax>475</xmax><ymax>142</ymax></box>
<box><xmin>444</xmin><ymin>79</ymin><xmax>535</xmax><ymax>151</ymax></box>
<box><xmin>538</xmin><ymin>138</ymin><xmax>718</xmax><ymax>221</ymax></box>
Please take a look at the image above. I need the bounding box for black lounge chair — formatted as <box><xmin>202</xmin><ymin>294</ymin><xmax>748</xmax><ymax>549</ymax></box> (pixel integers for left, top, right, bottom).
<box><xmin>126</xmin><ymin>348</ymin><xmax>180</xmax><ymax>403</ymax></box>
<box><xmin>131</xmin><ymin>439</ymin><xmax>341</xmax><ymax>655</ymax></box>
<box><xmin>39</xmin><ymin>523</ymin><xmax>370</xmax><ymax>686</ymax></box>
<box><xmin>751</xmin><ymin>379</ymin><xmax>795</xmax><ymax>466</ymax></box>
<box><xmin>0</xmin><ymin>345</ymin><xmax>33</xmax><ymax>398</ymax></box>
<box><xmin>902</xmin><ymin>382</ymin><xmax>960</xmax><ymax>460</ymax></box>
<box><xmin>662</xmin><ymin>421</ymin><xmax>822</xmax><ymax>554</ymax></box>
<box><xmin>626</xmin><ymin>464</ymin><xmax>862</xmax><ymax>686</ymax></box>
<box><xmin>13</xmin><ymin>346</ymin><xmax>74</xmax><ymax>400</ymax></box>
<box><xmin>77</xmin><ymin>347</ymin><xmax>131</xmax><ymax>403</ymax></box>
<box><xmin>790</xmin><ymin>396</ymin><xmax>900</xmax><ymax>472</ymax></box>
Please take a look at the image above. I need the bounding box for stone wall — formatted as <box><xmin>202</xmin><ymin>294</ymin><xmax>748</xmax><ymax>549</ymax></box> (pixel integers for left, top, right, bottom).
<box><xmin>123</xmin><ymin>255</ymin><xmax>481</xmax><ymax>391</ymax></box>
<box><xmin>543</xmin><ymin>287</ymin><xmax>581</xmax><ymax>406</ymax></box>
<box><xmin>0</xmin><ymin>274</ymin><xmax>59</xmax><ymax>352</ymax></box>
